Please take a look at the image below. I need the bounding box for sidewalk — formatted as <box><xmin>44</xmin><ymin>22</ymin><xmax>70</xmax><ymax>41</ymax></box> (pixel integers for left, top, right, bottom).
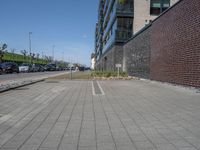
<box><xmin>0</xmin><ymin>80</ymin><xmax>200</xmax><ymax>150</ymax></box>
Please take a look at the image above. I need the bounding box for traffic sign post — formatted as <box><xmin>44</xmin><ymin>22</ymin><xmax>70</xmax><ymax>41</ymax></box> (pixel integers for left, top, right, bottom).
<box><xmin>115</xmin><ymin>64</ymin><xmax>122</xmax><ymax>77</ymax></box>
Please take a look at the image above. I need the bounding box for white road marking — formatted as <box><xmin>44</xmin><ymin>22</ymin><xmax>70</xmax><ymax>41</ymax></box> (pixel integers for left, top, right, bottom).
<box><xmin>92</xmin><ymin>81</ymin><xmax>105</xmax><ymax>96</ymax></box>
<box><xmin>97</xmin><ymin>81</ymin><xmax>105</xmax><ymax>95</ymax></box>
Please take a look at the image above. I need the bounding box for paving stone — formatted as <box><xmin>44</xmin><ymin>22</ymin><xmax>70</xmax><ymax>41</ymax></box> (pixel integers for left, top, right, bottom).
<box><xmin>0</xmin><ymin>80</ymin><xmax>199</xmax><ymax>150</ymax></box>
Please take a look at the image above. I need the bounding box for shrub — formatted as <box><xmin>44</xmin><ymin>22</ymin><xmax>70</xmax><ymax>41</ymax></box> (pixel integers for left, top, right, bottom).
<box><xmin>92</xmin><ymin>70</ymin><xmax>128</xmax><ymax>77</ymax></box>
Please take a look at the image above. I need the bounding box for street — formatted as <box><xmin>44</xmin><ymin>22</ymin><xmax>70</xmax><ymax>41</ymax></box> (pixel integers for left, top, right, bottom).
<box><xmin>0</xmin><ymin>80</ymin><xmax>200</xmax><ymax>150</ymax></box>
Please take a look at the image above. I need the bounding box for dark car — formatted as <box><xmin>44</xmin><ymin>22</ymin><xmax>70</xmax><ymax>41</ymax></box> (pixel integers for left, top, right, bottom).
<box><xmin>0</xmin><ymin>64</ymin><xmax>3</xmax><ymax>75</ymax></box>
<box><xmin>39</xmin><ymin>65</ymin><xmax>45</xmax><ymax>72</ymax></box>
<box><xmin>1</xmin><ymin>62</ymin><xmax>19</xmax><ymax>74</ymax></box>
<box><xmin>32</xmin><ymin>64</ymin><xmax>41</xmax><ymax>72</ymax></box>
<box><xmin>44</xmin><ymin>64</ymin><xmax>56</xmax><ymax>71</ymax></box>
<box><xmin>78</xmin><ymin>66</ymin><xmax>85</xmax><ymax>71</ymax></box>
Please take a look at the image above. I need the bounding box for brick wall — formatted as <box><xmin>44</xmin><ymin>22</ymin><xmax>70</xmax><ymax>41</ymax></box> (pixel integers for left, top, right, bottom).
<box><xmin>123</xmin><ymin>27</ymin><xmax>151</xmax><ymax>78</ymax></box>
<box><xmin>150</xmin><ymin>0</ymin><xmax>200</xmax><ymax>87</ymax></box>
<box><xmin>96</xmin><ymin>45</ymin><xmax>123</xmax><ymax>71</ymax></box>
<box><xmin>96</xmin><ymin>0</ymin><xmax>200</xmax><ymax>88</ymax></box>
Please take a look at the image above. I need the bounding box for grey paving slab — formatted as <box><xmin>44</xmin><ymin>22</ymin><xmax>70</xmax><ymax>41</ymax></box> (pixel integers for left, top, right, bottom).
<box><xmin>0</xmin><ymin>79</ymin><xmax>200</xmax><ymax>150</ymax></box>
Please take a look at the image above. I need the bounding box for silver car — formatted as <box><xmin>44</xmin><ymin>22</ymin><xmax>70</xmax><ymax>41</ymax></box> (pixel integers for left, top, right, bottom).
<box><xmin>19</xmin><ymin>63</ymin><xmax>32</xmax><ymax>72</ymax></box>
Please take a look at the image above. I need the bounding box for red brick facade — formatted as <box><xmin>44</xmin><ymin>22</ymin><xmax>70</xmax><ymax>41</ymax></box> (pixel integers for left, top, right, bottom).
<box><xmin>150</xmin><ymin>0</ymin><xmax>200</xmax><ymax>87</ymax></box>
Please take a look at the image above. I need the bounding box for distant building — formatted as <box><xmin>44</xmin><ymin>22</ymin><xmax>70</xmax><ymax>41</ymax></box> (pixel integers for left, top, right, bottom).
<box><xmin>90</xmin><ymin>53</ymin><xmax>96</xmax><ymax>70</ymax></box>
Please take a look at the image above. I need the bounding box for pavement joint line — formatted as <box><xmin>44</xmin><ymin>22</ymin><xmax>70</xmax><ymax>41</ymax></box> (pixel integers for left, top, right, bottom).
<box><xmin>91</xmin><ymin>86</ymin><xmax>98</xmax><ymax>150</ymax></box>
<box><xmin>103</xmin><ymin>83</ymin><xmax>139</xmax><ymax>150</ymax></box>
<box><xmin>103</xmin><ymin>82</ymin><xmax>158</xmax><ymax>150</ymax></box>
<box><xmin>104</xmin><ymin>82</ymin><xmax>197</xmax><ymax>150</ymax></box>
<box><xmin>19</xmin><ymin>83</ymin><xmax>73</xmax><ymax>150</ymax></box>
<box><xmin>77</xmin><ymin>81</ymin><xmax>88</xmax><ymax>150</ymax></box>
<box><xmin>0</xmin><ymin>84</ymin><xmax>54</xmax><ymax>127</ymax></box>
<box><xmin>0</xmin><ymin>87</ymin><xmax>60</xmax><ymax>147</ymax></box>
<box><xmin>56</xmin><ymin>81</ymin><xmax>83</xmax><ymax>150</ymax></box>
<box><xmin>98</xmin><ymin>92</ymin><xmax>118</xmax><ymax>150</ymax></box>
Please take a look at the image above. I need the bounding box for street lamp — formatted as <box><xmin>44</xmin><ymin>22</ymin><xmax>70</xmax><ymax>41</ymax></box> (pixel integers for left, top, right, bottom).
<box><xmin>29</xmin><ymin>32</ymin><xmax>32</xmax><ymax>63</ymax></box>
<box><xmin>52</xmin><ymin>45</ymin><xmax>55</xmax><ymax>63</ymax></box>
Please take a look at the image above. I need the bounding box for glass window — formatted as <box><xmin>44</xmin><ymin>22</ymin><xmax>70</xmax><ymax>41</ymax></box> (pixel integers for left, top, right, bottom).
<box><xmin>162</xmin><ymin>0</ymin><xmax>170</xmax><ymax>12</ymax></box>
<box><xmin>150</xmin><ymin>0</ymin><xmax>170</xmax><ymax>15</ymax></box>
<box><xmin>150</xmin><ymin>0</ymin><xmax>161</xmax><ymax>15</ymax></box>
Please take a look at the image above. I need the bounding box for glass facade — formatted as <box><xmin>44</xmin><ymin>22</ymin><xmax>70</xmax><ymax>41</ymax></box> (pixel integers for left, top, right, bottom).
<box><xmin>95</xmin><ymin>0</ymin><xmax>104</xmax><ymax>60</ymax></box>
<box><xmin>95</xmin><ymin>0</ymin><xmax>133</xmax><ymax>56</ymax></box>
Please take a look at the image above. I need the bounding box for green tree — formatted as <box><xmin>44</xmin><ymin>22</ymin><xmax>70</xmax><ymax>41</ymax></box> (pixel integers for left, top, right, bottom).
<box><xmin>0</xmin><ymin>43</ymin><xmax>8</xmax><ymax>63</ymax></box>
<box><xmin>21</xmin><ymin>50</ymin><xmax>28</xmax><ymax>62</ymax></box>
<box><xmin>118</xmin><ymin>0</ymin><xmax>125</xmax><ymax>4</ymax></box>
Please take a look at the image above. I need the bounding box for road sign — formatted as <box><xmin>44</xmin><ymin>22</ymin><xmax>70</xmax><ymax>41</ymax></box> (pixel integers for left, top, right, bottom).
<box><xmin>115</xmin><ymin>64</ymin><xmax>122</xmax><ymax>77</ymax></box>
<box><xmin>115</xmin><ymin>64</ymin><xmax>122</xmax><ymax>68</ymax></box>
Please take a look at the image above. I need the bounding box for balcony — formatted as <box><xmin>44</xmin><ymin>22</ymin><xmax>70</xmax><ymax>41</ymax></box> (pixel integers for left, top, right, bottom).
<box><xmin>116</xmin><ymin>4</ymin><xmax>133</xmax><ymax>16</ymax></box>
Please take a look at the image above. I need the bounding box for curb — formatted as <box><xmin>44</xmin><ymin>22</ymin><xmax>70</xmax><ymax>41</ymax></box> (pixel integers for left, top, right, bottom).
<box><xmin>0</xmin><ymin>79</ymin><xmax>45</xmax><ymax>93</ymax></box>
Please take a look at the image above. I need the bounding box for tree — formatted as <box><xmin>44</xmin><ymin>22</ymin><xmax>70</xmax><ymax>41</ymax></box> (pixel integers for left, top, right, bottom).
<box><xmin>36</xmin><ymin>53</ymin><xmax>40</xmax><ymax>63</ymax></box>
<box><xmin>0</xmin><ymin>43</ymin><xmax>8</xmax><ymax>63</ymax></box>
<box><xmin>32</xmin><ymin>53</ymin><xmax>35</xmax><ymax>63</ymax></box>
<box><xmin>118</xmin><ymin>0</ymin><xmax>125</xmax><ymax>4</ymax></box>
<box><xmin>21</xmin><ymin>50</ymin><xmax>28</xmax><ymax>62</ymax></box>
<box><xmin>11</xmin><ymin>49</ymin><xmax>16</xmax><ymax>61</ymax></box>
<box><xmin>29</xmin><ymin>52</ymin><xmax>35</xmax><ymax>64</ymax></box>
<box><xmin>44</xmin><ymin>55</ymin><xmax>52</xmax><ymax>63</ymax></box>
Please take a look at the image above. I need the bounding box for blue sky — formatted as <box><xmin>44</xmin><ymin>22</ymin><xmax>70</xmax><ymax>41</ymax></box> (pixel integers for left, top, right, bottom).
<box><xmin>0</xmin><ymin>0</ymin><xmax>98</xmax><ymax>66</ymax></box>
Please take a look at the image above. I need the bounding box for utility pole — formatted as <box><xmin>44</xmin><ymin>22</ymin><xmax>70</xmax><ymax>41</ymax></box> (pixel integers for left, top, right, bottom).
<box><xmin>29</xmin><ymin>32</ymin><xmax>32</xmax><ymax>63</ymax></box>
<box><xmin>62</xmin><ymin>51</ymin><xmax>64</xmax><ymax>62</ymax></box>
<box><xmin>52</xmin><ymin>45</ymin><xmax>55</xmax><ymax>63</ymax></box>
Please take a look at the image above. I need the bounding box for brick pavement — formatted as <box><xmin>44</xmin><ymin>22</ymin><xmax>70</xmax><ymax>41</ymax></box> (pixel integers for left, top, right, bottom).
<box><xmin>0</xmin><ymin>80</ymin><xmax>200</xmax><ymax>150</ymax></box>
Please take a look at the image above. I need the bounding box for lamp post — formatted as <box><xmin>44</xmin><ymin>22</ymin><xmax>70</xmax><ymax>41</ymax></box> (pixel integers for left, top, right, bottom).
<box><xmin>29</xmin><ymin>32</ymin><xmax>32</xmax><ymax>63</ymax></box>
<box><xmin>52</xmin><ymin>45</ymin><xmax>55</xmax><ymax>63</ymax></box>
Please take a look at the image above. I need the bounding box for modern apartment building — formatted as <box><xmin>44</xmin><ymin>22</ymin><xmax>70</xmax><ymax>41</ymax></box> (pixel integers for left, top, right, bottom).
<box><xmin>95</xmin><ymin>0</ymin><xmax>104</xmax><ymax>61</ymax></box>
<box><xmin>95</xmin><ymin>0</ymin><xmax>134</xmax><ymax>61</ymax></box>
<box><xmin>94</xmin><ymin>0</ymin><xmax>179</xmax><ymax>70</ymax></box>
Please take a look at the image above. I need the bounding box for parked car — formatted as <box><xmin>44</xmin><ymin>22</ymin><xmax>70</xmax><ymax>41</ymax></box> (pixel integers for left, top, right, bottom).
<box><xmin>0</xmin><ymin>64</ymin><xmax>3</xmax><ymax>75</ymax></box>
<box><xmin>44</xmin><ymin>64</ymin><xmax>56</xmax><ymax>71</ymax></box>
<box><xmin>32</xmin><ymin>64</ymin><xmax>40</xmax><ymax>72</ymax></box>
<box><xmin>1</xmin><ymin>62</ymin><xmax>19</xmax><ymax>74</ymax></box>
<box><xmin>19</xmin><ymin>63</ymin><xmax>32</xmax><ymax>72</ymax></box>
<box><xmin>39</xmin><ymin>65</ymin><xmax>45</xmax><ymax>72</ymax></box>
<box><xmin>78</xmin><ymin>66</ymin><xmax>85</xmax><ymax>72</ymax></box>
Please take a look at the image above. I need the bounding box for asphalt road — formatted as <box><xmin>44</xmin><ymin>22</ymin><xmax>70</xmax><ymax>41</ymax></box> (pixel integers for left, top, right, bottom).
<box><xmin>0</xmin><ymin>71</ymin><xmax>68</xmax><ymax>82</ymax></box>
<box><xmin>0</xmin><ymin>80</ymin><xmax>200</xmax><ymax>150</ymax></box>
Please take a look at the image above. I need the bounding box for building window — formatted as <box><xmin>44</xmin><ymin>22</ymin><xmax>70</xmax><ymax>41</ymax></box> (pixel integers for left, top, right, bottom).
<box><xmin>162</xmin><ymin>0</ymin><xmax>170</xmax><ymax>12</ymax></box>
<box><xmin>150</xmin><ymin>0</ymin><xmax>170</xmax><ymax>15</ymax></box>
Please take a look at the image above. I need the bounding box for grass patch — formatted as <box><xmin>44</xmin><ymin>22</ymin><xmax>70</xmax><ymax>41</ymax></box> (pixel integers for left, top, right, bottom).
<box><xmin>47</xmin><ymin>71</ymin><xmax>92</xmax><ymax>80</ymax></box>
<box><xmin>91</xmin><ymin>70</ymin><xmax>128</xmax><ymax>77</ymax></box>
<box><xmin>3</xmin><ymin>52</ymin><xmax>48</xmax><ymax>64</ymax></box>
